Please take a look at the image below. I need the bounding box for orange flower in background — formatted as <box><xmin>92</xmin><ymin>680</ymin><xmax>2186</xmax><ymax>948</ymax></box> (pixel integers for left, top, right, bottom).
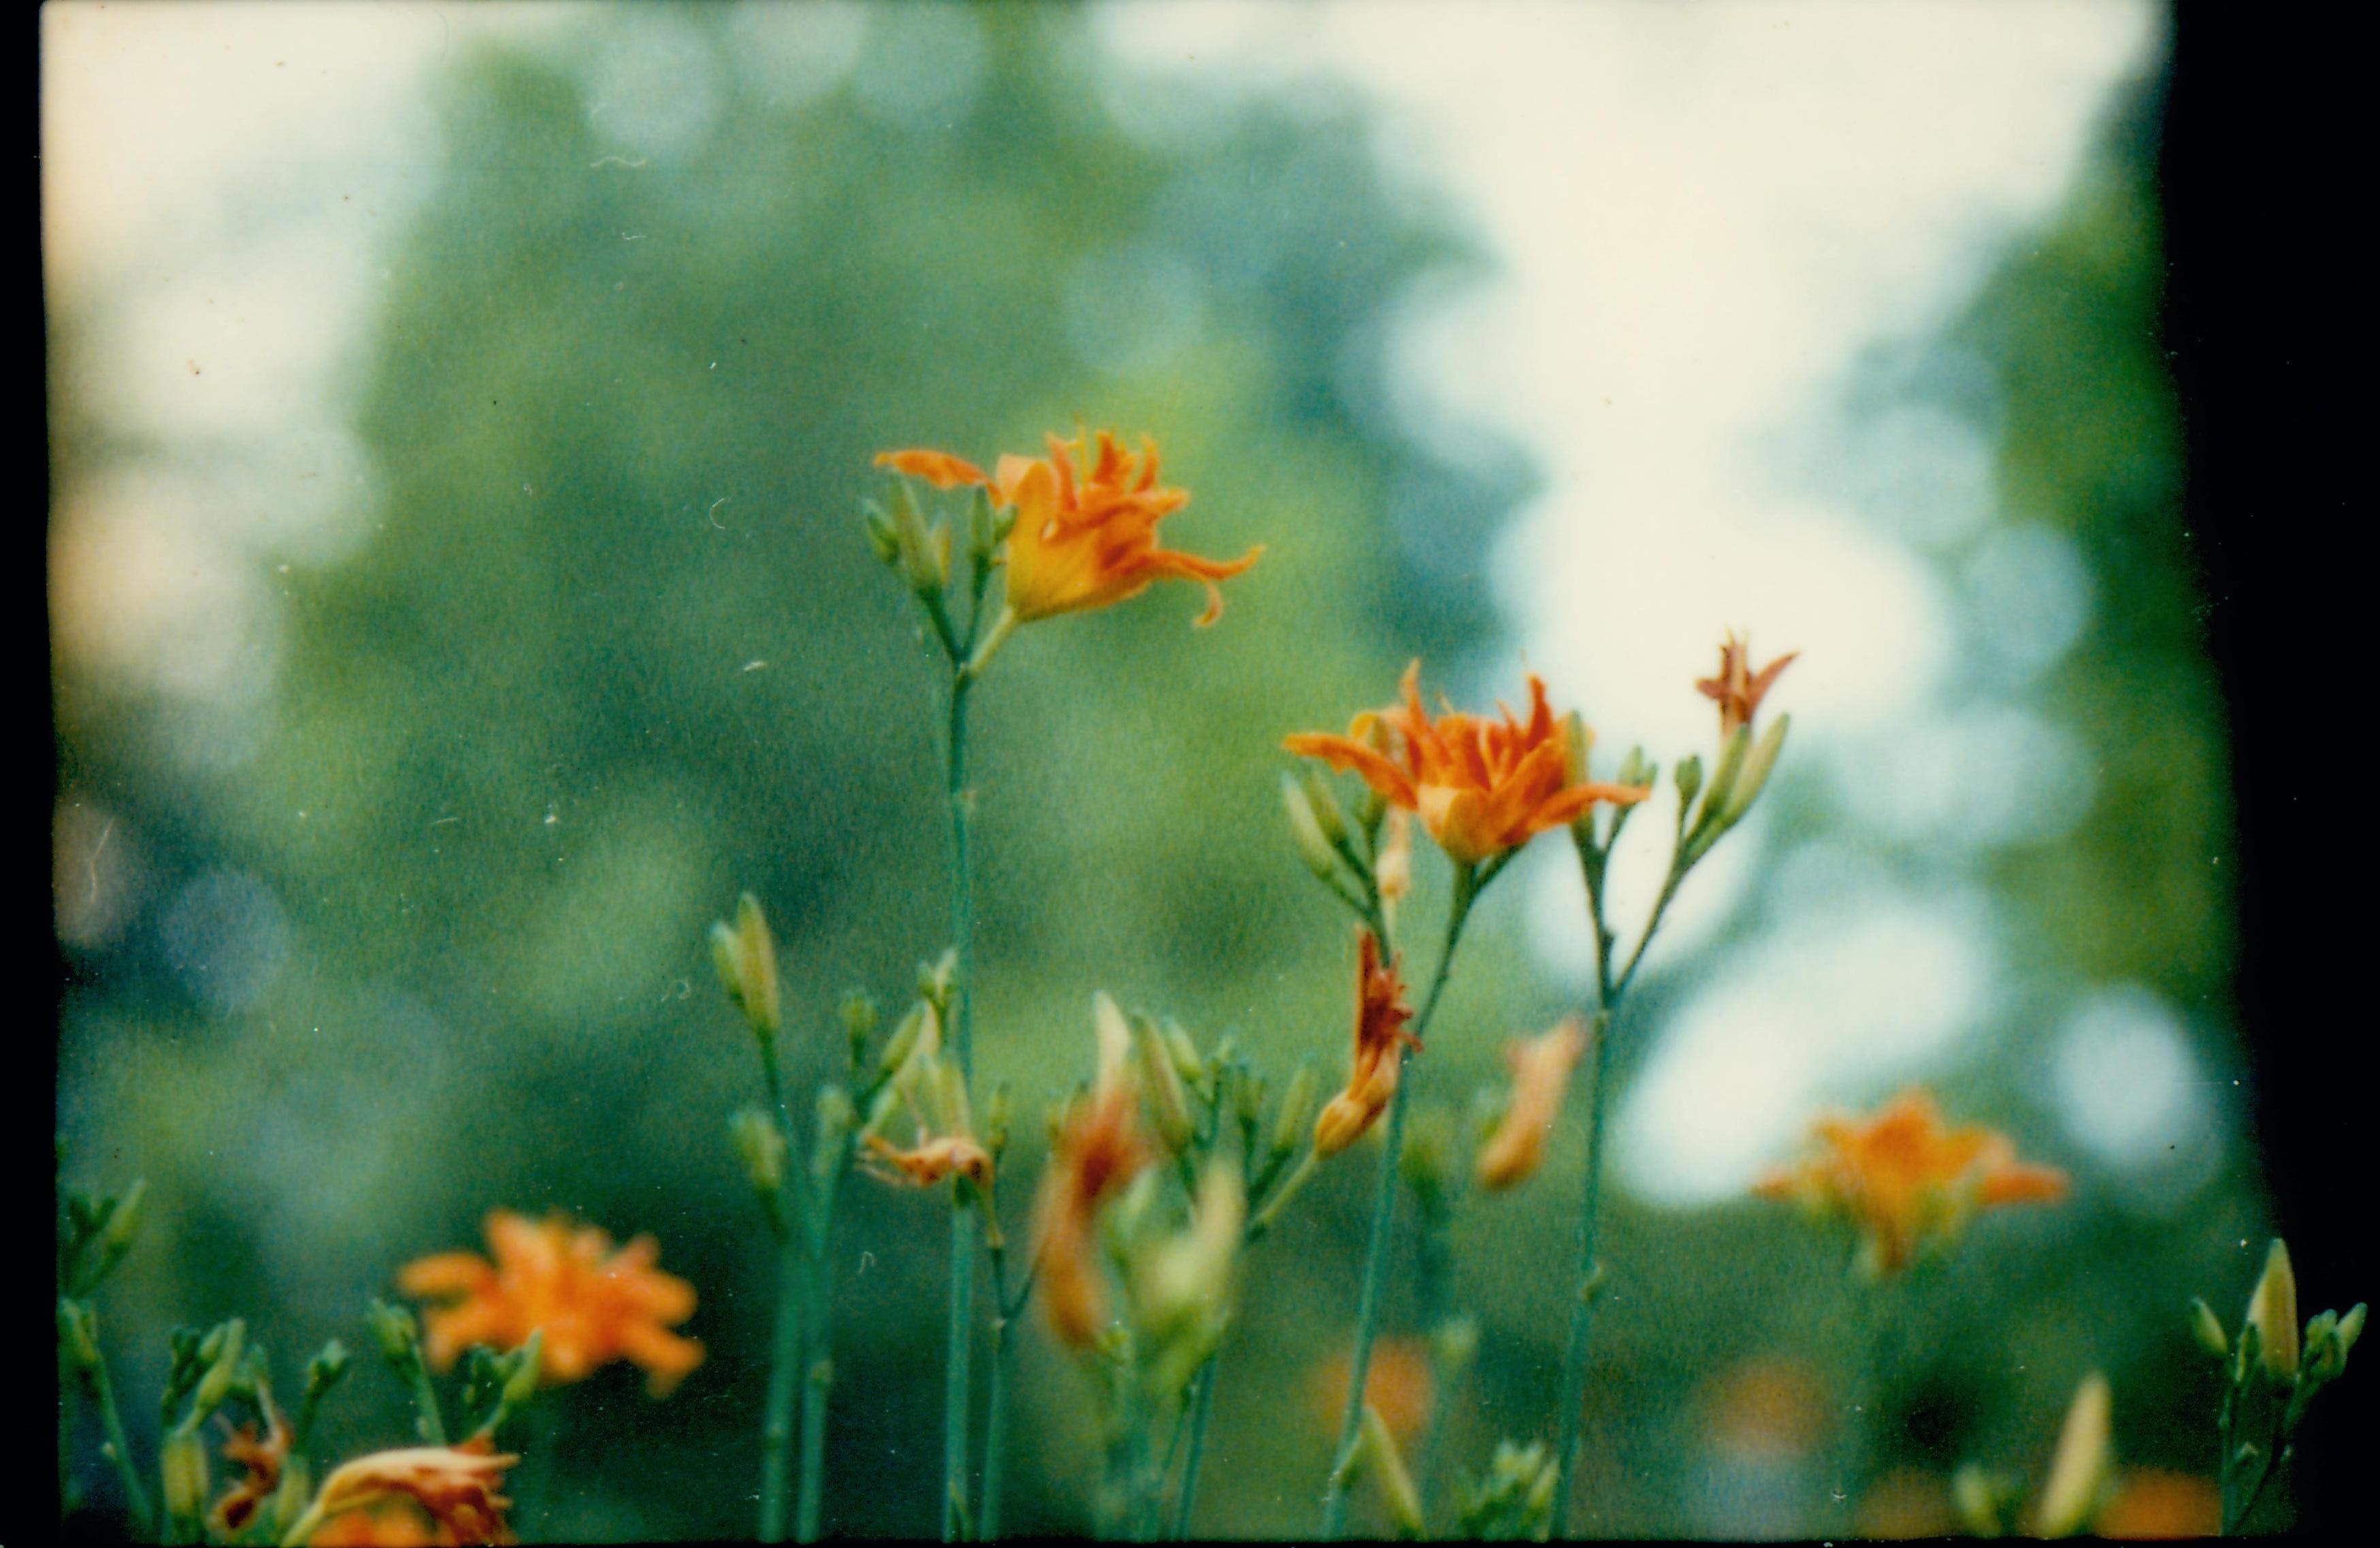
<box><xmin>1753</xmin><ymin>1088</ymin><xmax>2068</xmax><ymax>1274</ymax></box>
<box><xmin>2094</xmin><ymin>1469</ymin><xmax>2221</xmax><ymax>1540</ymax></box>
<box><xmin>397</xmin><ymin>1211</ymin><xmax>703</xmax><ymax>1396</ymax></box>
<box><xmin>1312</xmin><ymin>1338</ymin><xmax>1434</xmax><ymax>1441</ymax></box>
<box><xmin>210</xmin><ymin>1400</ymin><xmax>293</xmax><ymax>1538</ymax></box>
<box><xmin>1313</xmin><ymin>929</ymin><xmax>1418</xmax><ymax>1159</ymax></box>
<box><xmin>308</xmin><ymin>1501</ymin><xmax>444</xmax><ymax>1546</ymax></box>
<box><xmin>300</xmin><ymin>1440</ymin><xmax>517</xmax><ymax>1548</ymax></box>
<box><xmin>1032</xmin><ymin>995</ymin><xmax>1156</xmax><ymax>1346</ymax></box>
<box><xmin>1474</xmin><ymin>1016</ymin><xmax>1590</xmax><ymax>1191</ymax></box>
<box><xmin>1286</xmin><ymin>661</ymin><xmax>1647</xmax><ymax>867</ymax></box>
<box><xmin>1695</xmin><ymin>631</ymin><xmax>1797</xmax><ymax>737</ymax></box>
<box><xmin>876</xmin><ymin>429</ymin><xmax>1262</xmax><ymax>625</ymax></box>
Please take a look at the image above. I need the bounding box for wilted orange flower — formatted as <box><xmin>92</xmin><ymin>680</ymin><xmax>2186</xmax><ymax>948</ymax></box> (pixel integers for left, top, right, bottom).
<box><xmin>1475</xmin><ymin>1016</ymin><xmax>1590</xmax><ymax>1191</ymax></box>
<box><xmin>1695</xmin><ymin>631</ymin><xmax>1797</xmax><ymax>738</ymax></box>
<box><xmin>1286</xmin><ymin>661</ymin><xmax>1647</xmax><ymax>868</ymax></box>
<box><xmin>877</xmin><ymin>429</ymin><xmax>1262</xmax><ymax>626</ymax></box>
<box><xmin>302</xmin><ymin>1440</ymin><xmax>517</xmax><ymax>1548</ymax></box>
<box><xmin>210</xmin><ymin>1400</ymin><xmax>293</xmax><ymax>1538</ymax></box>
<box><xmin>1032</xmin><ymin>996</ymin><xmax>1156</xmax><ymax>1346</ymax></box>
<box><xmin>1312</xmin><ymin>930</ymin><xmax>1419</xmax><ymax>1159</ymax></box>
<box><xmin>862</xmin><ymin>1132</ymin><xmax>994</xmax><ymax>1191</ymax></box>
<box><xmin>1312</xmin><ymin>1338</ymin><xmax>1434</xmax><ymax>1441</ymax></box>
<box><xmin>397</xmin><ymin>1211</ymin><xmax>703</xmax><ymax>1396</ymax></box>
<box><xmin>1753</xmin><ymin>1089</ymin><xmax>2068</xmax><ymax>1274</ymax></box>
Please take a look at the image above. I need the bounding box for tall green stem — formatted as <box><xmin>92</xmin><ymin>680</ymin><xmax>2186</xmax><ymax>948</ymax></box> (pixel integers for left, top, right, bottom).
<box><xmin>1319</xmin><ymin>866</ymin><xmax>1479</xmax><ymax>1538</ymax></box>
<box><xmin>756</xmin><ymin>1032</ymin><xmax>811</xmax><ymax>1544</ymax></box>
<box><xmin>80</xmin><ymin>1340</ymin><xmax>152</xmax><ymax>1536</ymax></box>
<box><xmin>1169</xmin><ymin>1353</ymin><xmax>1220</xmax><ymax>1540</ymax></box>
<box><xmin>795</xmin><ymin>1148</ymin><xmax>849</xmax><ymax>1543</ymax></box>
<box><xmin>943</xmin><ymin>666</ymin><xmax>981</xmax><ymax>1541</ymax></box>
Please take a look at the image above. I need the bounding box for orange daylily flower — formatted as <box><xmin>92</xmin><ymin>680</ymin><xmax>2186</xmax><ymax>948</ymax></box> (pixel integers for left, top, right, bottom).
<box><xmin>210</xmin><ymin>1400</ymin><xmax>293</xmax><ymax>1538</ymax></box>
<box><xmin>1286</xmin><ymin>662</ymin><xmax>1648</xmax><ymax>868</ymax></box>
<box><xmin>301</xmin><ymin>1440</ymin><xmax>517</xmax><ymax>1548</ymax></box>
<box><xmin>1312</xmin><ymin>930</ymin><xmax>1419</xmax><ymax>1159</ymax></box>
<box><xmin>1753</xmin><ymin>1088</ymin><xmax>2069</xmax><ymax>1274</ymax></box>
<box><xmin>1474</xmin><ymin>1016</ymin><xmax>1590</xmax><ymax>1191</ymax></box>
<box><xmin>876</xmin><ymin>430</ymin><xmax>1262</xmax><ymax>625</ymax></box>
<box><xmin>1031</xmin><ymin>996</ymin><xmax>1156</xmax><ymax>1347</ymax></box>
<box><xmin>1695</xmin><ymin>631</ymin><xmax>1797</xmax><ymax>738</ymax></box>
<box><xmin>397</xmin><ymin>1211</ymin><xmax>704</xmax><ymax>1397</ymax></box>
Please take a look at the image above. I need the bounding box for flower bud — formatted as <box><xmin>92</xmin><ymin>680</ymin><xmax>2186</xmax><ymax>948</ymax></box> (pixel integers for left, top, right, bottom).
<box><xmin>877</xmin><ymin>1002</ymin><xmax>930</xmax><ymax>1082</ymax></box>
<box><xmin>1674</xmin><ymin>752</ymin><xmax>1704</xmax><ymax>812</ymax></box>
<box><xmin>2034</xmin><ymin>1370</ymin><xmax>2111</xmax><ymax>1538</ymax></box>
<box><xmin>841</xmin><ymin>990</ymin><xmax>878</xmax><ymax>1065</ymax></box>
<box><xmin>967</xmin><ymin>486</ymin><xmax>1000</xmax><ymax>570</ymax></box>
<box><xmin>57</xmin><ymin>1299</ymin><xmax>101</xmax><ymax>1370</ymax></box>
<box><xmin>1162</xmin><ymin>1020</ymin><xmax>1208</xmax><ymax>1089</ymax></box>
<box><xmin>100</xmin><ymin>1178</ymin><xmax>146</xmax><ymax>1255</ymax></box>
<box><xmin>983</xmin><ymin>1081</ymin><xmax>1012</xmax><ymax>1161</ymax></box>
<box><xmin>1301</xmin><ymin>770</ymin><xmax>1351</xmax><ymax>846</ymax></box>
<box><xmin>2188</xmin><ymin>1297</ymin><xmax>2230</xmax><ymax>1359</ymax></box>
<box><xmin>2245</xmin><ymin>1238</ymin><xmax>2300</xmax><ymax>1381</ymax></box>
<box><xmin>1432</xmin><ymin>1313</ymin><xmax>1479</xmax><ymax>1374</ymax></box>
<box><xmin>504</xmin><ymin>1329</ymin><xmax>545</xmax><ymax>1409</ymax></box>
<box><xmin>862</xmin><ymin>503</ymin><xmax>902</xmax><ymax>565</ymax></box>
<box><xmin>1282</xmin><ymin>773</ymin><xmax>1343</xmax><ymax>880</ymax></box>
<box><xmin>365</xmin><ymin>1302</ymin><xmax>418</xmax><ymax>1366</ymax></box>
<box><xmin>813</xmin><ymin>1087</ymin><xmax>858</xmax><ymax>1180</ymax></box>
<box><xmin>306</xmin><ymin>1339</ymin><xmax>351</xmax><ymax>1402</ymax></box>
<box><xmin>918</xmin><ymin>949</ymin><xmax>958</xmax><ymax>1012</ymax></box>
<box><xmin>731</xmin><ymin>1108</ymin><xmax>787</xmax><ymax>1196</ymax></box>
<box><xmin>1270</xmin><ymin>1066</ymin><xmax>1320</xmax><ymax>1159</ymax></box>
<box><xmin>1135</xmin><ymin>1018</ymin><xmax>1196</xmax><ymax>1153</ymax></box>
<box><xmin>190</xmin><ymin>1319</ymin><xmax>248</xmax><ymax>1418</ymax></box>
<box><xmin>1616</xmin><ymin>745</ymin><xmax>1650</xmax><ymax>790</ymax></box>
<box><xmin>709</xmin><ymin>893</ymin><xmax>781</xmax><ymax>1038</ymax></box>
<box><xmin>162</xmin><ymin>1427</ymin><xmax>211</xmax><ymax>1522</ymax></box>
<box><xmin>1360</xmin><ymin>1404</ymin><xmax>1424</xmax><ymax>1538</ymax></box>
<box><xmin>1717</xmin><ymin>712</ymin><xmax>1791</xmax><ymax>828</ymax></box>
<box><xmin>2303</xmin><ymin>1308</ymin><xmax>2342</xmax><ymax>1383</ymax></box>
<box><xmin>2336</xmin><ymin>1302</ymin><xmax>2366</xmax><ymax>1360</ymax></box>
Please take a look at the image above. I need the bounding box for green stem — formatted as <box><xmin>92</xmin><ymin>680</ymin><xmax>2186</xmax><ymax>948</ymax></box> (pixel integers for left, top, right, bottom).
<box><xmin>979</xmin><ymin>1300</ymin><xmax>1014</xmax><ymax>1543</ymax></box>
<box><xmin>943</xmin><ymin>665</ymin><xmax>981</xmax><ymax>1541</ymax></box>
<box><xmin>1319</xmin><ymin>865</ymin><xmax>1479</xmax><ymax>1538</ymax></box>
<box><xmin>795</xmin><ymin>1149</ymin><xmax>849</xmax><ymax>1543</ymax></box>
<box><xmin>1170</xmin><ymin>1354</ymin><xmax>1220</xmax><ymax>1541</ymax></box>
<box><xmin>760</xmin><ymin>1224</ymin><xmax>809</xmax><ymax>1541</ymax></box>
<box><xmin>1545</xmin><ymin>1005</ymin><xmax>1614</xmax><ymax>1537</ymax></box>
<box><xmin>82</xmin><ymin>1343</ymin><xmax>152</xmax><ymax>1536</ymax></box>
<box><xmin>59</xmin><ymin>1351</ymin><xmax>78</xmax><ymax>1519</ymax></box>
<box><xmin>406</xmin><ymin>1357</ymin><xmax>449</xmax><ymax>1447</ymax></box>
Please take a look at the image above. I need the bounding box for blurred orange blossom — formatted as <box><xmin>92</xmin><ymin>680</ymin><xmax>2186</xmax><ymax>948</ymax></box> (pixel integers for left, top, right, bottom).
<box><xmin>397</xmin><ymin>1211</ymin><xmax>702</xmax><ymax>1396</ymax></box>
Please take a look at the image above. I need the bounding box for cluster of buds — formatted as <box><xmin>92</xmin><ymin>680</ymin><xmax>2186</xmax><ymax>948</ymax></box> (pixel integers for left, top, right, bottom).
<box><xmin>864</xmin><ymin>464</ymin><xmax>1009</xmax><ymax>622</ymax></box>
<box><xmin>1949</xmin><ymin>1370</ymin><xmax>2114</xmax><ymax>1539</ymax></box>
<box><xmin>857</xmin><ymin>953</ymin><xmax>994</xmax><ymax>1196</ymax></box>
<box><xmin>2191</xmin><ymin>1238</ymin><xmax>2365</xmax><ymax>1532</ymax></box>
<box><xmin>1452</xmin><ymin>1438</ymin><xmax>1560</xmax><ymax>1541</ymax></box>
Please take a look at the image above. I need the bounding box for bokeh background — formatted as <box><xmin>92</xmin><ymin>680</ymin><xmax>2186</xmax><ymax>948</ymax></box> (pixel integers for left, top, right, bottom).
<box><xmin>46</xmin><ymin>0</ymin><xmax>2328</xmax><ymax>1538</ymax></box>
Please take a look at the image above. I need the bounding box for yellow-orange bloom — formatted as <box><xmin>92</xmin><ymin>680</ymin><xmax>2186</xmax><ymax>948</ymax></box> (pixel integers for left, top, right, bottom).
<box><xmin>397</xmin><ymin>1211</ymin><xmax>703</xmax><ymax>1396</ymax></box>
<box><xmin>1313</xmin><ymin>930</ymin><xmax>1418</xmax><ymax>1159</ymax></box>
<box><xmin>1286</xmin><ymin>662</ymin><xmax>1648</xmax><ymax>867</ymax></box>
<box><xmin>876</xmin><ymin>429</ymin><xmax>1261</xmax><ymax>626</ymax></box>
<box><xmin>1032</xmin><ymin>998</ymin><xmax>1156</xmax><ymax>1346</ymax></box>
<box><xmin>1695</xmin><ymin>631</ymin><xmax>1797</xmax><ymax>738</ymax></box>
<box><xmin>304</xmin><ymin>1440</ymin><xmax>517</xmax><ymax>1548</ymax></box>
<box><xmin>1753</xmin><ymin>1089</ymin><xmax>2069</xmax><ymax>1274</ymax></box>
<box><xmin>1475</xmin><ymin>1016</ymin><xmax>1590</xmax><ymax>1191</ymax></box>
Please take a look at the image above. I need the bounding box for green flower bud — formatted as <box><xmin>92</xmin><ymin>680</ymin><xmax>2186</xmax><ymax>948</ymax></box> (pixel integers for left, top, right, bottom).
<box><xmin>919</xmin><ymin>949</ymin><xmax>958</xmax><ymax>1012</ymax></box>
<box><xmin>161</xmin><ymin>1427</ymin><xmax>210</xmax><ymax>1521</ymax></box>
<box><xmin>2246</xmin><ymin>1239</ymin><xmax>2300</xmax><ymax>1381</ymax></box>
<box><xmin>365</xmin><ymin>1302</ymin><xmax>418</xmax><ymax>1366</ymax></box>
<box><xmin>1360</xmin><ymin>1404</ymin><xmax>1424</xmax><ymax>1538</ymax></box>
<box><xmin>731</xmin><ymin>1108</ymin><xmax>787</xmax><ymax>1196</ymax></box>
<box><xmin>1674</xmin><ymin>752</ymin><xmax>1704</xmax><ymax>813</ymax></box>
<box><xmin>841</xmin><ymin>990</ymin><xmax>878</xmax><ymax>1065</ymax></box>
<box><xmin>813</xmin><ymin>1087</ymin><xmax>858</xmax><ymax>1181</ymax></box>
<box><xmin>2189</xmin><ymin>1297</ymin><xmax>2230</xmax><ymax>1359</ymax></box>
<box><xmin>2304</xmin><ymin>1308</ymin><xmax>2343</xmax><ymax>1383</ymax></box>
<box><xmin>1135</xmin><ymin>1017</ymin><xmax>1196</xmax><ymax>1153</ymax></box>
<box><xmin>2034</xmin><ymin>1370</ymin><xmax>2110</xmax><ymax>1538</ymax></box>
<box><xmin>1301</xmin><ymin>770</ymin><xmax>1351</xmax><ymax>846</ymax></box>
<box><xmin>57</xmin><ymin>1299</ymin><xmax>101</xmax><ymax>1370</ymax></box>
<box><xmin>982</xmin><ymin>1081</ymin><xmax>1012</xmax><ymax>1162</ymax></box>
<box><xmin>1271</xmin><ymin>1066</ymin><xmax>1320</xmax><ymax>1159</ymax></box>
<box><xmin>504</xmin><ymin>1329</ymin><xmax>545</xmax><ymax>1409</ymax></box>
<box><xmin>709</xmin><ymin>893</ymin><xmax>781</xmax><ymax>1038</ymax></box>
<box><xmin>1282</xmin><ymin>773</ymin><xmax>1343</xmax><ymax>880</ymax></box>
<box><xmin>877</xmin><ymin>1002</ymin><xmax>930</xmax><ymax>1081</ymax></box>
<box><xmin>2336</xmin><ymin>1301</ymin><xmax>2367</xmax><ymax>1360</ymax></box>
<box><xmin>190</xmin><ymin>1319</ymin><xmax>248</xmax><ymax>1419</ymax></box>
<box><xmin>1717</xmin><ymin>712</ymin><xmax>1791</xmax><ymax>829</ymax></box>
<box><xmin>862</xmin><ymin>503</ymin><xmax>902</xmax><ymax>565</ymax></box>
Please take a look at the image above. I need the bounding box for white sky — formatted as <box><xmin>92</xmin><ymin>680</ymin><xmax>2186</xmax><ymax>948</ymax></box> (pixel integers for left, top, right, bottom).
<box><xmin>47</xmin><ymin>1</ymin><xmax>2192</xmax><ymax>1204</ymax></box>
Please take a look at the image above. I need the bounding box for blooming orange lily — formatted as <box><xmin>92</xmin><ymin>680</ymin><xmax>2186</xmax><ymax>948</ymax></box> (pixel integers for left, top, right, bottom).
<box><xmin>1286</xmin><ymin>661</ymin><xmax>1648</xmax><ymax>868</ymax></box>
<box><xmin>1753</xmin><ymin>1088</ymin><xmax>2068</xmax><ymax>1274</ymax></box>
<box><xmin>1474</xmin><ymin>1016</ymin><xmax>1591</xmax><ymax>1191</ymax></box>
<box><xmin>877</xmin><ymin>429</ymin><xmax>1262</xmax><ymax>626</ymax></box>
<box><xmin>1031</xmin><ymin>995</ymin><xmax>1156</xmax><ymax>1346</ymax></box>
<box><xmin>397</xmin><ymin>1211</ymin><xmax>704</xmax><ymax>1396</ymax></box>
<box><xmin>293</xmin><ymin>1440</ymin><xmax>517</xmax><ymax>1548</ymax></box>
<box><xmin>210</xmin><ymin>1399</ymin><xmax>293</xmax><ymax>1539</ymax></box>
<box><xmin>1312</xmin><ymin>930</ymin><xmax>1419</xmax><ymax>1159</ymax></box>
<box><xmin>1695</xmin><ymin>631</ymin><xmax>1797</xmax><ymax>738</ymax></box>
